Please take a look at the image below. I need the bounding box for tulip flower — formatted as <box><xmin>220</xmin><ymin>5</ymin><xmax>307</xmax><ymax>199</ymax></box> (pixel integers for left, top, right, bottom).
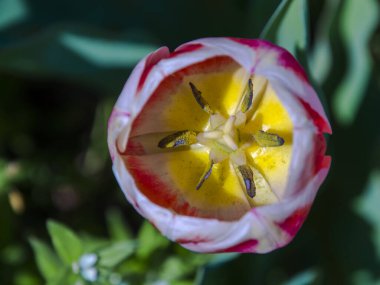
<box><xmin>108</xmin><ymin>38</ymin><xmax>331</xmax><ymax>253</ymax></box>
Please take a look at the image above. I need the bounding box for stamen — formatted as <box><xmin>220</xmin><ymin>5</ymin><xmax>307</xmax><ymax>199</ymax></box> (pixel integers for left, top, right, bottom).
<box><xmin>223</xmin><ymin>116</ymin><xmax>236</xmax><ymax>134</ymax></box>
<box><xmin>196</xmin><ymin>160</ymin><xmax>214</xmax><ymax>190</ymax></box>
<box><xmin>237</xmin><ymin>165</ymin><xmax>256</xmax><ymax>198</ymax></box>
<box><xmin>210</xmin><ymin>113</ymin><xmax>225</xmax><ymax>129</ymax></box>
<box><xmin>240</xmin><ymin>78</ymin><xmax>254</xmax><ymax>113</ymax></box>
<box><xmin>253</xmin><ymin>130</ymin><xmax>285</xmax><ymax>147</ymax></box>
<box><xmin>197</xmin><ymin>136</ymin><xmax>232</xmax><ymax>156</ymax></box>
<box><xmin>234</xmin><ymin>111</ymin><xmax>246</xmax><ymax>127</ymax></box>
<box><xmin>230</xmin><ymin>150</ymin><xmax>247</xmax><ymax>166</ymax></box>
<box><xmin>158</xmin><ymin>130</ymin><xmax>198</xmax><ymax>148</ymax></box>
<box><xmin>222</xmin><ymin>135</ymin><xmax>238</xmax><ymax>151</ymax></box>
<box><xmin>203</xmin><ymin>130</ymin><xmax>223</xmax><ymax>139</ymax></box>
<box><xmin>189</xmin><ymin>82</ymin><xmax>215</xmax><ymax>114</ymax></box>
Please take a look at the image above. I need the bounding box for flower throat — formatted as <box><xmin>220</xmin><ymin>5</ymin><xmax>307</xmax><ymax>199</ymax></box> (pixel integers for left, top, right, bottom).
<box><xmin>157</xmin><ymin>78</ymin><xmax>285</xmax><ymax>199</ymax></box>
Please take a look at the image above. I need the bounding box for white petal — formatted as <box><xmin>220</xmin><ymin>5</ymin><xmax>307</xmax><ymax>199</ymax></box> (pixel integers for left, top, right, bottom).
<box><xmin>79</xmin><ymin>253</ymin><xmax>97</xmax><ymax>268</ymax></box>
<box><xmin>81</xmin><ymin>267</ymin><xmax>98</xmax><ymax>282</ymax></box>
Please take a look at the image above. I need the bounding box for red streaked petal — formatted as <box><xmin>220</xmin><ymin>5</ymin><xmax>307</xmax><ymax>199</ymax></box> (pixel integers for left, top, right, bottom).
<box><xmin>137</xmin><ymin>47</ymin><xmax>171</xmax><ymax>92</ymax></box>
<box><xmin>170</xmin><ymin>43</ymin><xmax>204</xmax><ymax>58</ymax></box>
<box><xmin>276</xmin><ymin>205</ymin><xmax>311</xmax><ymax>237</ymax></box>
<box><xmin>229</xmin><ymin>38</ymin><xmax>308</xmax><ymax>82</ymax></box>
<box><xmin>314</xmin><ymin>133</ymin><xmax>328</xmax><ymax>174</ymax></box>
<box><xmin>215</xmin><ymin>239</ymin><xmax>259</xmax><ymax>253</ymax></box>
<box><xmin>228</xmin><ymin>37</ymin><xmax>262</xmax><ymax>49</ymax></box>
<box><xmin>124</xmin><ymin>155</ymin><xmax>198</xmax><ymax>217</ymax></box>
<box><xmin>300</xmin><ymin>98</ymin><xmax>332</xmax><ymax>134</ymax></box>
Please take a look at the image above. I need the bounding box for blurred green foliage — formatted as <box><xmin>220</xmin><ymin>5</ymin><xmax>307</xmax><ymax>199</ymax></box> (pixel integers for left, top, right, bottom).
<box><xmin>1</xmin><ymin>0</ymin><xmax>380</xmax><ymax>284</ymax></box>
<box><xmin>332</xmin><ymin>0</ymin><xmax>378</xmax><ymax>125</ymax></box>
<box><xmin>31</xmin><ymin>217</ymin><xmax>217</xmax><ymax>285</ymax></box>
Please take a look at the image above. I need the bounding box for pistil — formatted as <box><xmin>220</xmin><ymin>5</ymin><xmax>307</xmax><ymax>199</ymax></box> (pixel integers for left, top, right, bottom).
<box><xmin>222</xmin><ymin>134</ymin><xmax>238</xmax><ymax>151</ymax></box>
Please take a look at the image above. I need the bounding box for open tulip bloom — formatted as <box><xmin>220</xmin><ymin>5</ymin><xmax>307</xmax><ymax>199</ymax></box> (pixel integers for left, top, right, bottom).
<box><xmin>108</xmin><ymin>38</ymin><xmax>332</xmax><ymax>253</ymax></box>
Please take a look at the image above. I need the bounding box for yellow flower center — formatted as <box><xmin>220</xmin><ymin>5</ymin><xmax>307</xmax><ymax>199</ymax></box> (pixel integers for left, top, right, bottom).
<box><xmin>124</xmin><ymin>57</ymin><xmax>293</xmax><ymax>221</ymax></box>
<box><xmin>159</xmin><ymin>76</ymin><xmax>286</xmax><ymax>199</ymax></box>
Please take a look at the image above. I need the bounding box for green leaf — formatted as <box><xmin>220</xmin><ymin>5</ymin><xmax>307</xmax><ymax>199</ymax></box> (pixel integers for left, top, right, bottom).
<box><xmin>82</xmin><ymin>99</ymin><xmax>113</xmax><ymax>176</ymax></box>
<box><xmin>332</xmin><ymin>0</ymin><xmax>379</xmax><ymax>125</ymax></box>
<box><xmin>0</xmin><ymin>160</ymin><xmax>9</xmax><ymax>195</ymax></box>
<box><xmin>194</xmin><ymin>266</ymin><xmax>206</xmax><ymax>285</ymax></box>
<box><xmin>309</xmin><ymin>0</ymin><xmax>340</xmax><ymax>84</ymax></box>
<box><xmin>193</xmin><ymin>253</ymin><xmax>241</xmax><ymax>285</ymax></box>
<box><xmin>47</xmin><ymin>220</ymin><xmax>83</xmax><ymax>265</ymax></box>
<box><xmin>106</xmin><ymin>207</ymin><xmax>133</xmax><ymax>241</ymax></box>
<box><xmin>121</xmin><ymin>258</ymin><xmax>146</xmax><ymax>275</ymax></box>
<box><xmin>205</xmin><ymin>253</ymin><xmax>239</xmax><ymax>267</ymax></box>
<box><xmin>281</xmin><ymin>269</ymin><xmax>319</xmax><ymax>285</ymax></box>
<box><xmin>60</xmin><ymin>32</ymin><xmax>157</xmax><ymax>68</ymax></box>
<box><xmin>98</xmin><ymin>241</ymin><xmax>136</xmax><ymax>268</ymax></box>
<box><xmin>351</xmin><ymin>270</ymin><xmax>380</xmax><ymax>285</ymax></box>
<box><xmin>260</xmin><ymin>0</ymin><xmax>308</xmax><ymax>57</ymax></box>
<box><xmin>46</xmin><ymin>270</ymin><xmax>79</xmax><ymax>285</ymax></box>
<box><xmin>29</xmin><ymin>238</ymin><xmax>63</xmax><ymax>282</ymax></box>
<box><xmin>1</xmin><ymin>244</ymin><xmax>26</xmax><ymax>265</ymax></box>
<box><xmin>137</xmin><ymin>221</ymin><xmax>170</xmax><ymax>259</ymax></box>
<box><xmin>13</xmin><ymin>270</ymin><xmax>40</xmax><ymax>285</ymax></box>
<box><xmin>171</xmin><ymin>281</ymin><xmax>194</xmax><ymax>285</ymax></box>
<box><xmin>354</xmin><ymin>170</ymin><xmax>380</xmax><ymax>259</ymax></box>
<box><xmin>0</xmin><ymin>0</ymin><xmax>28</xmax><ymax>30</ymax></box>
<box><xmin>260</xmin><ymin>0</ymin><xmax>291</xmax><ymax>41</ymax></box>
<box><xmin>159</xmin><ymin>257</ymin><xmax>189</xmax><ymax>281</ymax></box>
<box><xmin>0</xmin><ymin>25</ymin><xmax>157</xmax><ymax>94</ymax></box>
<box><xmin>80</xmin><ymin>234</ymin><xmax>110</xmax><ymax>253</ymax></box>
<box><xmin>260</xmin><ymin>0</ymin><xmax>331</xmax><ymax>113</ymax></box>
